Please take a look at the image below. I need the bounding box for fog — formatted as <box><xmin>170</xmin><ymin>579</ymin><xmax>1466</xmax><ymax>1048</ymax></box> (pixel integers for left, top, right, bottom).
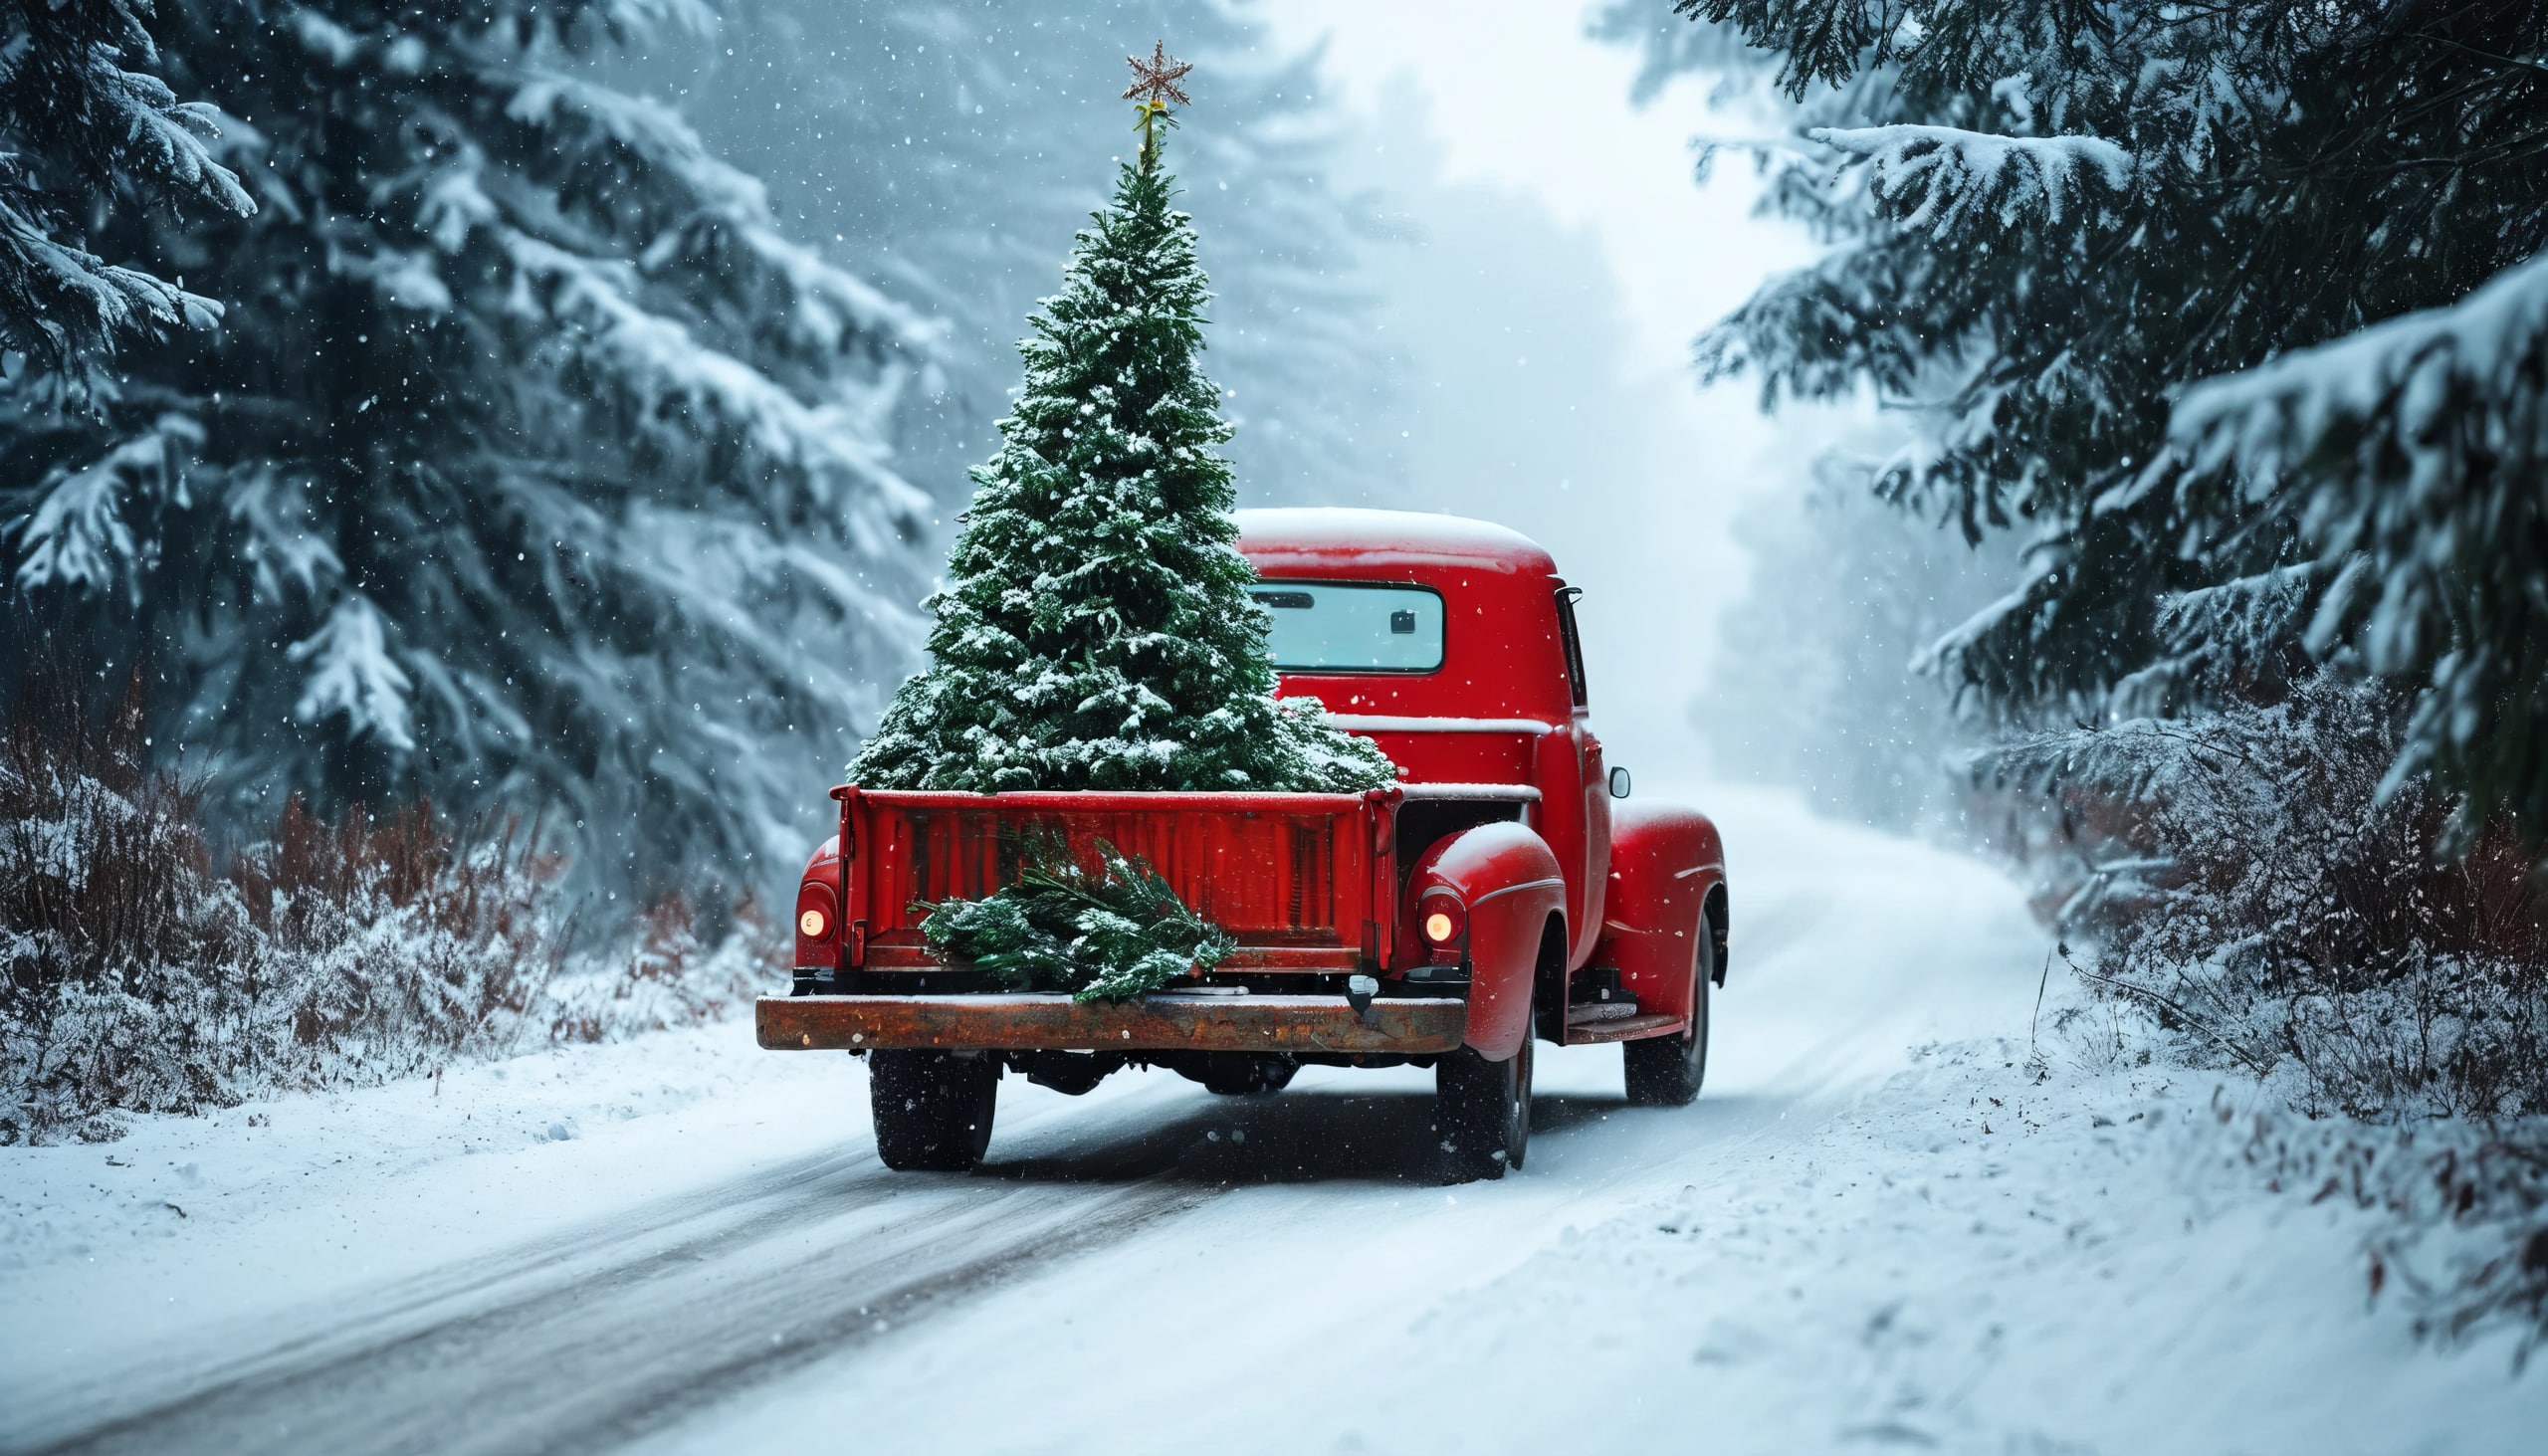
<box><xmin>1273</xmin><ymin>7</ymin><xmax>1815</xmax><ymax>784</ymax></box>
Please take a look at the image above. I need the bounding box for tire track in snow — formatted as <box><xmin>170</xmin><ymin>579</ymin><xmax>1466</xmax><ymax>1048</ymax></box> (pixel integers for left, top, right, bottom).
<box><xmin>18</xmin><ymin>1107</ymin><xmax>1219</xmax><ymax>1456</ymax></box>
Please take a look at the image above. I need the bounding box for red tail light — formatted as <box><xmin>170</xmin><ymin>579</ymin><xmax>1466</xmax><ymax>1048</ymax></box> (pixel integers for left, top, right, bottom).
<box><xmin>795</xmin><ymin>881</ymin><xmax>839</xmax><ymax>967</ymax></box>
<box><xmin>1418</xmin><ymin>891</ymin><xmax>1465</xmax><ymax>947</ymax></box>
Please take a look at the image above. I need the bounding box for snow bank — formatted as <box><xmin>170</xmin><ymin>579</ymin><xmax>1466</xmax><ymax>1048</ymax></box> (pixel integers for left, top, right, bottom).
<box><xmin>1369</xmin><ymin>1040</ymin><xmax>2539</xmax><ymax>1454</ymax></box>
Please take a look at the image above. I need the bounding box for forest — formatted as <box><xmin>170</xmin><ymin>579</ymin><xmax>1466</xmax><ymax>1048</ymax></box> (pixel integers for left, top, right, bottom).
<box><xmin>3</xmin><ymin>0</ymin><xmax>2544</xmax><ymax>1396</ymax></box>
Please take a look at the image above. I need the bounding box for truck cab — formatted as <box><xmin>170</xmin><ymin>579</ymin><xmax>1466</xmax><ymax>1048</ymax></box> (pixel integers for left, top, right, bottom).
<box><xmin>759</xmin><ymin>510</ymin><xmax>1729</xmax><ymax>1181</ymax></box>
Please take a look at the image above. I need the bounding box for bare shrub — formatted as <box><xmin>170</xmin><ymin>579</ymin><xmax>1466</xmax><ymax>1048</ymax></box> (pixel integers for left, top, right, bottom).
<box><xmin>1987</xmin><ymin>672</ymin><xmax>2548</xmax><ymax>1123</ymax></box>
<box><xmin>1985</xmin><ymin>669</ymin><xmax>2548</xmax><ymax>1351</ymax></box>
<box><xmin>2</xmin><ymin>671</ymin><xmax>783</xmax><ymax>1144</ymax></box>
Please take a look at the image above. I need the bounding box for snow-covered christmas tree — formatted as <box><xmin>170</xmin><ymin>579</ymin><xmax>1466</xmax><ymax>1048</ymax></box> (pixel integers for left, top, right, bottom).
<box><xmin>852</xmin><ymin>46</ymin><xmax>1394</xmax><ymax>796</ymax></box>
<box><xmin>656</xmin><ymin>2</ymin><xmax>1409</xmax><ymax>510</ymax></box>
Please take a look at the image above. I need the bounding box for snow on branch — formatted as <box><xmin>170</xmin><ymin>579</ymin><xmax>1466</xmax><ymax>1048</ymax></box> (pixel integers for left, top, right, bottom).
<box><xmin>2113</xmin><ymin>563</ymin><xmax>2326</xmax><ymax>715</ymax></box>
<box><xmin>503</xmin><ymin>71</ymin><xmax>941</xmax><ymax>356</ymax></box>
<box><xmin>499</xmin><ymin>230</ymin><xmax>919</xmax><ymax>506</ymax></box>
<box><xmin>1809</xmin><ymin>124</ymin><xmax>2133</xmax><ymax>233</ymax></box>
<box><xmin>288</xmin><ymin>596</ymin><xmax>417</xmax><ymax>752</ymax></box>
<box><xmin>506</xmin><ymin>73</ymin><xmax>768</xmax><ymax>220</ymax></box>
<box><xmin>2169</xmin><ymin>249</ymin><xmax>2548</xmax><ymax>507</ymax></box>
<box><xmin>7</xmin><ymin>416</ymin><xmax>203</xmax><ymax>599</ymax></box>
<box><xmin>1916</xmin><ymin>530</ymin><xmax>2061</xmax><ymax>676</ymax></box>
<box><xmin>0</xmin><ymin>184</ymin><xmax>225</xmax><ymax>363</ymax></box>
<box><xmin>0</xmin><ymin>0</ymin><xmax>253</xmax><ymax>378</ymax></box>
<box><xmin>219</xmin><ymin>466</ymin><xmax>344</xmax><ymax>605</ymax></box>
<box><xmin>2167</xmin><ymin>249</ymin><xmax>2548</xmax><ymax>829</ymax></box>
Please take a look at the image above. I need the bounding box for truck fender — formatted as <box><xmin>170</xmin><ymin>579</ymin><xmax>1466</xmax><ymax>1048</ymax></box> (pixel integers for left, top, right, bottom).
<box><xmin>1404</xmin><ymin>821</ymin><xmax>1566</xmax><ymax>1061</ymax></box>
<box><xmin>794</xmin><ymin>834</ymin><xmax>845</xmax><ymax>972</ymax></box>
<box><xmin>1592</xmin><ymin>803</ymin><xmax>1726</xmax><ymax>1027</ymax></box>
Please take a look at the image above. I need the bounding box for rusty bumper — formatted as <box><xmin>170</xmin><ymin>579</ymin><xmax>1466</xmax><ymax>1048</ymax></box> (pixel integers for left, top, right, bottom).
<box><xmin>756</xmin><ymin>992</ymin><xmax>1468</xmax><ymax>1055</ymax></box>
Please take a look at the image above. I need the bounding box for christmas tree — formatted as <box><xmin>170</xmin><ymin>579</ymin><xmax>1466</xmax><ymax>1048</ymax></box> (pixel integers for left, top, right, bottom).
<box><xmin>851</xmin><ymin>46</ymin><xmax>1395</xmax><ymax>796</ymax></box>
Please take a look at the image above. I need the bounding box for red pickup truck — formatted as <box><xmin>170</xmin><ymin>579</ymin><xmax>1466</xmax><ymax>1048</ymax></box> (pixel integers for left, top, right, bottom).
<box><xmin>759</xmin><ymin>509</ymin><xmax>1729</xmax><ymax>1180</ymax></box>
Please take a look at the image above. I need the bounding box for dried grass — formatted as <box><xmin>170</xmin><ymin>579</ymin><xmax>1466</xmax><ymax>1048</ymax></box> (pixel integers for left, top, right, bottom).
<box><xmin>1985</xmin><ymin>669</ymin><xmax>2548</xmax><ymax>1350</ymax></box>
<box><xmin>1989</xmin><ymin>672</ymin><xmax>2548</xmax><ymax>1123</ymax></box>
<box><xmin>1</xmin><ymin>671</ymin><xmax>784</xmax><ymax>1144</ymax></box>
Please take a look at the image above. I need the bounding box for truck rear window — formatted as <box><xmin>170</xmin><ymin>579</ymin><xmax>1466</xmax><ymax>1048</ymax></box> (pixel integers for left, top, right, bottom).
<box><xmin>1252</xmin><ymin>582</ymin><xmax>1445</xmax><ymax>672</ymax></box>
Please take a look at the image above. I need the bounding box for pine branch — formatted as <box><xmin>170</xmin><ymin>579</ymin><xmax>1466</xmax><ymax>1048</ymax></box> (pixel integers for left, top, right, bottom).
<box><xmin>917</xmin><ymin>834</ymin><xmax>1235</xmax><ymax>1003</ymax></box>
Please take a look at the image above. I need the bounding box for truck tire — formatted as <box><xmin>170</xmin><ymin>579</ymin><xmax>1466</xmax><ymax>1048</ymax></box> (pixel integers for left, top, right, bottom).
<box><xmin>870</xmin><ymin>1050</ymin><xmax>998</xmax><ymax>1171</ymax></box>
<box><xmin>1434</xmin><ymin>998</ymin><xmax>1535</xmax><ymax>1182</ymax></box>
<box><xmin>1623</xmin><ymin>925</ymin><xmax>1713</xmax><ymax>1107</ymax></box>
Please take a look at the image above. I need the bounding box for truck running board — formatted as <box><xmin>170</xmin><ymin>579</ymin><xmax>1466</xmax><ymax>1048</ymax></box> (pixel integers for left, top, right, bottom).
<box><xmin>1564</xmin><ymin>1011</ymin><xmax>1687</xmax><ymax>1046</ymax></box>
<box><xmin>758</xmin><ymin>992</ymin><xmax>1467</xmax><ymax>1056</ymax></box>
<box><xmin>1566</xmin><ymin>999</ymin><xmax>1642</xmax><ymax>1026</ymax></box>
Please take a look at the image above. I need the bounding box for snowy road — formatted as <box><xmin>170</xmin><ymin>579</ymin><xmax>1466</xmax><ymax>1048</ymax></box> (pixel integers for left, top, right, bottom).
<box><xmin>3</xmin><ymin>787</ymin><xmax>2529</xmax><ymax>1453</ymax></box>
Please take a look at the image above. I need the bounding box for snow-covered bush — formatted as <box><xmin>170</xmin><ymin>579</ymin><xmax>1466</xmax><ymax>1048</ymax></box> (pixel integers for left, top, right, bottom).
<box><xmin>2239</xmin><ymin>1102</ymin><xmax>2548</xmax><ymax>1366</ymax></box>
<box><xmin>1</xmin><ymin>678</ymin><xmax>782</xmax><ymax>1143</ymax></box>
<box><xmin>1985</xmin><ymin>672</ymin><xmax>2548</xmax><ymax>1125</ymax></box>
<box><xmin>543</xmin><ymin>891</ymin><xmax>778</xmax><ymax>1045</ymax></box>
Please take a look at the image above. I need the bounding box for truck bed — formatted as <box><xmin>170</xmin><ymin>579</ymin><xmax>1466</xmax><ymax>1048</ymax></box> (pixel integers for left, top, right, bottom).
<box><xmin>828</xmin><ymin>786</ymin><xmax>1401</xmax><ymax>977</ymax></box>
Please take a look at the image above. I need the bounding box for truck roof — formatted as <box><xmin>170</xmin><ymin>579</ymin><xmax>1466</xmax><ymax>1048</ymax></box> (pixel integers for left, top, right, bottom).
<box><xmin>1234</xmin><ymin>507</ymin><xmax>1576</xmax><ymax>727</ymax></box>
<box><xmin>1234</xmin><ymin>508</ymin><xmax>1559</xmax><ymax>580</ymax></box>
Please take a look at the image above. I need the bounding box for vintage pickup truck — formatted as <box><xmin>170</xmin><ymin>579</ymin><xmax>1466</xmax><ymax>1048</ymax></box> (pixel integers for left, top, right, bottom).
<box><xmin>758</xmin><ymin>509</ymin><xmax>1729</xmax><ymax>1180</ymax></box>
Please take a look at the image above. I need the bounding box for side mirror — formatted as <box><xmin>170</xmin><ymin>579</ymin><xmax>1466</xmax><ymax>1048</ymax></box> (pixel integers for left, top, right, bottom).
<box><xmin>1607</xmin><ymin>765</ymin><xmax>1631</xmax><ymax>799</ymax></box>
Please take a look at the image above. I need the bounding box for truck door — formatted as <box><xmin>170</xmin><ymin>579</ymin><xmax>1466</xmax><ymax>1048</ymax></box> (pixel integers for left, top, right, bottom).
<box><xmin>1556</xmin><ymin>586</ymin><xmax>1610</xmax><ymax>969</ymax></box>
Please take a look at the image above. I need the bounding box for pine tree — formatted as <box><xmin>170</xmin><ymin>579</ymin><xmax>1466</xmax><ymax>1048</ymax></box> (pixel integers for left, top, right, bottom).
<box><xmin>2</xmin><ymin>0</ymin><xmax>938</xmax><ymax>899</ymax></box>
<box><xmin>0</xmin><ymin>0</ymin><xmax>254</xmax><ymax>389</ymax></box>
<box><xmin>850</xmin><ymin>56</ymin><xmax>1394</xmax><ymax>796</ymax></box>
<box><xmin>622</xmin><ymin>1</ymin><xmax>1405</xmax><ymax>510</ymax></box>
<box><xmin>1612</xmin><ymin>1</ymin><xmax>2548</xmax><ymax>838</ymax></box>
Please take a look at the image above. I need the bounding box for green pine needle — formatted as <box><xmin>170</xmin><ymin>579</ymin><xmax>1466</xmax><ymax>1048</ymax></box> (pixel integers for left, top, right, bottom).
<box><xmin>917</xmin><ymin>831</ymin><xmax>1236</xmax><ymax>1003</ymax></box>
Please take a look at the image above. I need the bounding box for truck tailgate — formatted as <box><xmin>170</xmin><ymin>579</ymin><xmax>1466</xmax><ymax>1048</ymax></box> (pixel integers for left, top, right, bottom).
<box><xmin>835</xmin><ymin>788</ymin><xmax>1395</xmax><ymax>974</ymax></box>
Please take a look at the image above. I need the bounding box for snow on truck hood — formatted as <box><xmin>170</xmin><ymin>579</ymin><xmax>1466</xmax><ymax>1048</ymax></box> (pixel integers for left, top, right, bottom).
<box><xmin>1234</xmin><ymin>508</ymin><xmax>1558</xmax><ymax>578</ymax></box>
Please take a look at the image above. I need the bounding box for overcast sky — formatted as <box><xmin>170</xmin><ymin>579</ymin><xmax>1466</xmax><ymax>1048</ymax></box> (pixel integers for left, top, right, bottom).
<box><xmin>1264</xmin><ymin>0</ymin><xmax>1802</xmax><ymax>373</ymax></box>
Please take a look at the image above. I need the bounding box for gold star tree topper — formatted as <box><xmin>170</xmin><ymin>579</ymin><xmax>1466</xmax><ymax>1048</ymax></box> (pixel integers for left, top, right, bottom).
<box><xmin>1123</xmin><ymin>41</ymin><xmax>1193</xmax><ymax>168</ymax></box>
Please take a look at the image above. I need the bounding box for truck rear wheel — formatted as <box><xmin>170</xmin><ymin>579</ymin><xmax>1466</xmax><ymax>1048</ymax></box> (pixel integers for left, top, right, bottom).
<box><xmin>870</xmin><ymin>1050</ymin><xmax>998</xmax><ymax>1171</ymax></box>
<box><xmin>1623</xmin><ymin>927</ymin><xmax>1713</xmax><ymax>1107</ymax></box>
<box><xmin>1434</xmin><ymin>1002</ymin><xmax>1535</xmax><ymax>1182</ymax></box>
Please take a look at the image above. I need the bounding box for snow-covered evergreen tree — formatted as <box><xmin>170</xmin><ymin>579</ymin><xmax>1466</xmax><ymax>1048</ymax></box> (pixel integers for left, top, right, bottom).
<box><xmin>2</xmin><ymin>0</ymin><xmax>940</xmax><ymax>898</ymax></box>
<box><xmin>1613</xmin><ymin>0</ymin><xmax>2548</xmax><ymax>837</ymax></box>
<box><xmin>850</xmin><ymin>78</ymin><xmax>1394</xmax><ymax>795</ymax></box>
<box><xmin>0</xmin><ymin>0</ymin><xmax>253</xmax><ymax>389</ymax></box>
<box><xmin>619</xmin><ymin>1</ymin><xmax>1404</xmax><ymax>510</ymax></box>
